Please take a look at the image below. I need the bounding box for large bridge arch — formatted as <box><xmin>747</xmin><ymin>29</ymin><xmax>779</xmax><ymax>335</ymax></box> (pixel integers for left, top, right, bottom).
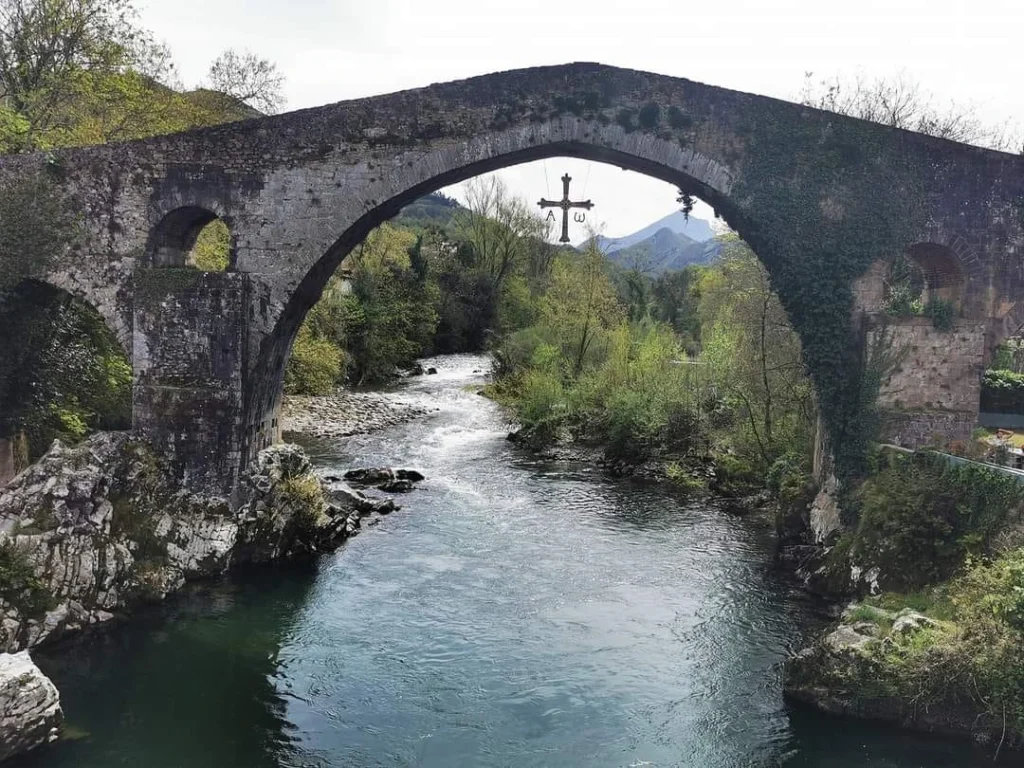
<box><xmin>242</xmin><ymin>132</ymin><xmax>756</xmax><ymax>458</ymax></box>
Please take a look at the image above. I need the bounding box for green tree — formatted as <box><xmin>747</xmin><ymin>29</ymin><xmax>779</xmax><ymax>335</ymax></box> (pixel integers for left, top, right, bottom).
<box><xmin>698</xmin><ymin>234</ymin><xmax>813</xmax><ymax>464</ymax></box>
<box><xmin>0</xmin><ymin>0</ymin><xmax>277</xmax><ymax>153</ymax></box>
<box><xmin>651</xmin><ymin>265</ymin><xmax>703</xmax><ymax>353</ymax></box>
<box><xmin>343</xmin><ymin>224</ymin><xmax>439</xmax><ymax>385</ymax></box>
<box><xmin>541</xmin><ymin>242</ymin><xmax>622</xmax><ymax>377</ymax></box>
<box><xmin>0</xmin><ymin>0</ymin><xmax>182</xmax><ymax>150</ymax></box>
<box><xmin>448</xmin><ymin>177</ymin><xmax>547</xmax><ymax>344</ymax></box>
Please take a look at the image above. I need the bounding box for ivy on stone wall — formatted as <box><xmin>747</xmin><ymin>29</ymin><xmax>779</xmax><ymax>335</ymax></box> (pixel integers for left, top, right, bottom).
<box><xmin>0</xmin><ymin>166</ymin><xmax>78</xmax><ymax>293</ymax></box>
<box><xmin>717</xmin><ymin>109</ymin><xmax>929</xmax><ymax>488</ymax></box>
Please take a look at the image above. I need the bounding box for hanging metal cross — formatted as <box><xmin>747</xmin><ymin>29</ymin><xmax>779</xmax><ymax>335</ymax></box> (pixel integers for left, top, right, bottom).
<box><xmin>538</xmin><ymin>173</ymin><xmax>594</xmax><ymax>243</ymax></box>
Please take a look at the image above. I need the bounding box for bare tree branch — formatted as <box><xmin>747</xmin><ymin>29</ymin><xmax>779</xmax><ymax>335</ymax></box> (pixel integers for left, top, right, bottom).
<box><xmin>801</xmin><ymin>71</ymin><xmax>1022</xmax><ymax>152</ymax></box>
<box><xmin>207</xmin><ymin>48</ymin><xmax>285</xmax><ymax>114</ymax></box>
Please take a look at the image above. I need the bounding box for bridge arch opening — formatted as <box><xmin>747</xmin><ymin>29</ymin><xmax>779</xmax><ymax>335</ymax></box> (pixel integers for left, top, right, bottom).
<box><xmin>243</xmin><ymin>139</ymin><xmax>804</xmax><ymax>468</ymax></box>
<box><xmin>146</xmin><ymin>206</ymin><xmax>233</xmax><ymax>271</ymax></box>
<box><xmin>0</xmin><ymin>279</ymin><xmax>132</xmax><ymax>479</ymax></box>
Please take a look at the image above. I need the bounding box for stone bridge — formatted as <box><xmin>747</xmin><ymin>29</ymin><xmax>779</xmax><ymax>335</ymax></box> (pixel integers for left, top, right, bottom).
<box><xmin>1</xmin><ymin>63</ymin><xmax>1022</xmax><ymax>495</ymax></box>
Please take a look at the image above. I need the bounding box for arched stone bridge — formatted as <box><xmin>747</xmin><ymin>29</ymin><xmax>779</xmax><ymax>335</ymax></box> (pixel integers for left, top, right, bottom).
<box><xmin>1</xmin><ymin>63</ymin><xmax>1022</xmax><ymax>495</ymax></box>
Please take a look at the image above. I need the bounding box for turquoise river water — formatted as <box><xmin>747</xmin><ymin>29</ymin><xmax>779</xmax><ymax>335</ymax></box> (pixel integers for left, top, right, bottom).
<box><xmin>12</xmin><ymin>355</ymin><xmax>1002</xmax><ymax>767</ymax></box>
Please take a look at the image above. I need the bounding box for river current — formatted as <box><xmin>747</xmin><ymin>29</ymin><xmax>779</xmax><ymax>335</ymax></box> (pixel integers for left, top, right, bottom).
<box><xmin>14</xmin><ymin>355</ymin><xmax>997</xmax><ymax>767</ymax></box>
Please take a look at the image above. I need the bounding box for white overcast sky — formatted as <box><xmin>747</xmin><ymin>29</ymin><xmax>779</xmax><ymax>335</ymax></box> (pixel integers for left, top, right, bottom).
<box><xmin>138</xmin><ymin>0</ymin><xmax>1023</xmax><ymax>241</ymax></box>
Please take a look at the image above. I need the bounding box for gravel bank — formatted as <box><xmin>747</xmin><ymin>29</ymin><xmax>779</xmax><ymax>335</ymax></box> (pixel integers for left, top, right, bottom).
<box><xmin>281</xmin><ymin>391</ymin><xmax>437</xmax><ymax>440</ymax></box>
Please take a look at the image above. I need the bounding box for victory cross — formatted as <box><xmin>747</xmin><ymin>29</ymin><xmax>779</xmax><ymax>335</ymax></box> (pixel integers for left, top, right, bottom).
<box><xmin>538</xmin><ymin>173</ymin><xmax>594</xmax><ymax>243</ymax></box>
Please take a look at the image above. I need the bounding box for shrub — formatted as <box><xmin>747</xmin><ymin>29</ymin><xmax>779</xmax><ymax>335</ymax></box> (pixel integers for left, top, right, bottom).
<box><xmin>981</xmin><ymin>369</ymin><xmax>1024</xmax><ymax>414</ymax></box>
<box><xmin>713</xmin><ymin>453</ymin><xmax>763</xmax><ymax>497</ymax></box>
<box><xmin>511</xmin><ymin>367</ymin><xmax>567</xmax><ymax>447</ymax></box>
<box><xmin>665</xmin><ymin>462</ymin><xmax>706</xmax><ymax>495</ymax></box>
<box><xmin>923</xmin><ymin>297</ymin><xmax>955</xmax><ymax>331</ymax></box>
<box><xmin>851</xmin><ymin>551</ymin><xmax>1024</xmax><ymax>746</ymax></box>
<box><xmin>766</xmin><ymin>452</ymin><xmax>808</xmax><ymax>497</ymax></box>
<box><xmin>281</xmin><ymin>475</ymin><xmax>329</xmax><ymax>531</ymax></box>
<box><xmin>284</xmin><ymin>325</ymin><xmax>343</xmax><ymax>395</ymax></box>
<box><xmin>0</xmin><ymin>540</ymin><xmax>51</xmax><ymax>619</ymax></box>
<box><xmin>851</xmin><ymin>453</ymin><xmax>1024</xmax><ymax>588</ymax></box>
<box><xmin>638</xmin><ymin>103</ymin><xmax>661</xmax><ymax>129</ymax></box>
<box><xmin>602</xmin><ymin>389</ymin><xmax>662</xmax><ymax>460</ymax></box>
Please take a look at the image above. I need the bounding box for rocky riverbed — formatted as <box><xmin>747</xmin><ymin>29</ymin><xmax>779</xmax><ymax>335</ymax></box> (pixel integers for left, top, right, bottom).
<box><xmin>282</xmin><ymin>391</ymin><xmax>438</xmax><ymax>440</ymax></box>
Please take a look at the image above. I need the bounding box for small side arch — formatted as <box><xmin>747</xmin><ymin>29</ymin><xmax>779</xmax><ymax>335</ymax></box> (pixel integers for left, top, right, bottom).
<box><xmin>145</xmin><ymin>205</ymin><xmax>234</xmax><ymax>270</ymax></box>
<box><xmin>853</xmin><ymin>242</ymin><xmax>972</xmax><ymax>318</ymax></box>
<box><xmin>905</xmin><ymin>242</ymin><xmax>967</xmax><ymax>311</ymax></box>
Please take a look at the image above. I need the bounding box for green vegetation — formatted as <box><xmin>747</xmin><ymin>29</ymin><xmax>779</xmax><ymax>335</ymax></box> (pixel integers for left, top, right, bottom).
<box><xmin>982</xmin><ymin>369</ymin><xmax>1024</xmax><ymax>414</ymax></box>
<box><xmin>0</xmin><ymin>0</ymin><xmax>281</xmax><ymax>154</ymax></box>
<box><xmin>190</xmin><ymin>220</ymin><xmax>231</xmax><ymax>272</ymax></box>
<box><xmin>881</xmin><ymin>253</ymin><xmax>957</xmax><ymax>331</ymax></box>
<box><xmin>0</xmin><ymin>539</ymin><xmax>51</xmax><ymax>618</ymax></box>
<box><xmin>282</xmin><ymin>180</ymin><xmax>816</xmax><ymax>504</ymax></box>
<box><xmin>0</xmin><ymin>282</ymin><xmax>132</xmax><ymax>459</ymax></box>
<box><xmin>283</xmin><ymin>180</ymin><xmax>552</xmax><ymax>393</ymax></box>
<box><xmin>281</xmin><ymin>474</ymin><xmax>330</xmax><ymax>532</ymax></box>
<box><xmin>813</xmin><ymin>551</ymin><xmax>1024</xmax><ymax>752</ymax></box>
<box><xmin>840</xmin><ymin>451</ymin><xmax>1024</xmax><ymax>589</ymax></box>
<box><xmin>475</xmin><ymin>219</ymin><xmax>816</xmax><ymax>497</ymax></box>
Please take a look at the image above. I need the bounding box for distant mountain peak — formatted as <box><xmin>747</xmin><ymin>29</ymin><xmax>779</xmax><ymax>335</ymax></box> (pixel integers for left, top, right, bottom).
<box><xmin>594</xmin><ymin>214</ymin><xmax>722</xmax><ymax>274</ymax></box>
<box><xmin>595</xmin><ymin>211</ymin><xmax>716</xmax><ymax>255</ymax></box>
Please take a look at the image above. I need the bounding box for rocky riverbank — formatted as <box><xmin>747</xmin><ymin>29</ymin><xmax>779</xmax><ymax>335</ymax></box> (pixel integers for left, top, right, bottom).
<box><xmin>784</xmin><ymin>600</ymin><xmax>1024</xmax><ymax>754</ymax></box>
<box><xmin>0</xmin><ymin>652</ymin><xmax>60</xmax><ymax>761</ymax></box>
<box><xmin>0</xmin><ymin>434</ymin><xmax>407</xmax><ymax>653</ymax></box>
<box><xmin>282</xmin><ymin>391</ymin><xmax>438</xmax><ymax>440</ymax></box>
<box><xmin>0</xmin><ymin>432</ymin><xmax>419</xmax><ymax>760</ymax></box>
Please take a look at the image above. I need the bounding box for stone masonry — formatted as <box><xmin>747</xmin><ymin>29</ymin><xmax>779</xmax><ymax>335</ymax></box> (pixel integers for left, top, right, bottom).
<box><xmin>0</xmin><ymin>63</ymin><xmax>1021</xmax><ymax>495</ymax></box>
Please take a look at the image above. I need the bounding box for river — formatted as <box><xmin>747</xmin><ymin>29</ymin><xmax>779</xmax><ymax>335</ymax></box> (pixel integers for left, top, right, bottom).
<box><xmin>12</xmin><ymin>355</ymin><xmax>999</xmax><ymax>767</ymax></box>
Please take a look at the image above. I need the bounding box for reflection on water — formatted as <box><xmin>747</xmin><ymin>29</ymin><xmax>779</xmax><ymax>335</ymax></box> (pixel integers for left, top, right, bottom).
<box><xmin>15</xmin><ymin>568</ymin><xmax>315</xmax><ymax>768</ymax></box>
<box><xmin>14</xmin><ymin>356</ymin><xmax>1004</xmax><ymax>767</ymax></box>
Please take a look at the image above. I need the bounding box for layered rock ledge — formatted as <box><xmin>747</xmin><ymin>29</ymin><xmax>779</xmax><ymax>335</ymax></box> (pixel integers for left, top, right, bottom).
<box><xmin>0</xmin><ymin>433</ymin><xmax>396</xmax><ymax>653</ymax></box>
<box><xmin>0</xmin><ymin>651</ymin><xmax>60</xmax><ymax>761</ymax></box>
<box><xmin>784</xmin><ymin>602</ymin><xmax>1023</xmax><ymax>751</ymax></box>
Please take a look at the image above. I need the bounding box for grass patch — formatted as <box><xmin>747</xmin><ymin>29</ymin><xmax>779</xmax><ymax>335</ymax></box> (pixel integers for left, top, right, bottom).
<box><xmin>0</xmin><ymin>540</ymin><xmax>52</xmax><ymax>619</ymax></box>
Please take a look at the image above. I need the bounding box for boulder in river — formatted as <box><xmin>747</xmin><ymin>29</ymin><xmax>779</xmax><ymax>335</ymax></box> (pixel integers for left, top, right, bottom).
<box><xmin>0</xmin><ymin>651</ymin><xmax>61</xmax><ymax>761</ymax></box>
<box><xmin>379</xmin><ymin>479</ymin><xmax>415</xmax><ymax>493</ymax></box>
<box><xmin>343</xmin><ymin>468</ymin><xmax>425</xmax><ymax>492</ymax></box>
<box><xmin>323</xmin><ymin>478</ymin><xmax>401</xmax><ymax>517</ymax></box>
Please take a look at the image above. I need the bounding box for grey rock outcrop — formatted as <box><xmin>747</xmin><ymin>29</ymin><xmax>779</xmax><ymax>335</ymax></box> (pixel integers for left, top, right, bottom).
<box><xmin>0</xmin><ymin>433</ymin><xmax>392</xmax><ymax>652</ymax></box>
<box><xmin>809</xmin><ymin>474</ymin><xmax>842</xmax><ymax>544</ymax></box>
<box><xmin>0</xmin><ymin>651</ymin><xmax>61</xmax><ymax>761</ymax></box>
